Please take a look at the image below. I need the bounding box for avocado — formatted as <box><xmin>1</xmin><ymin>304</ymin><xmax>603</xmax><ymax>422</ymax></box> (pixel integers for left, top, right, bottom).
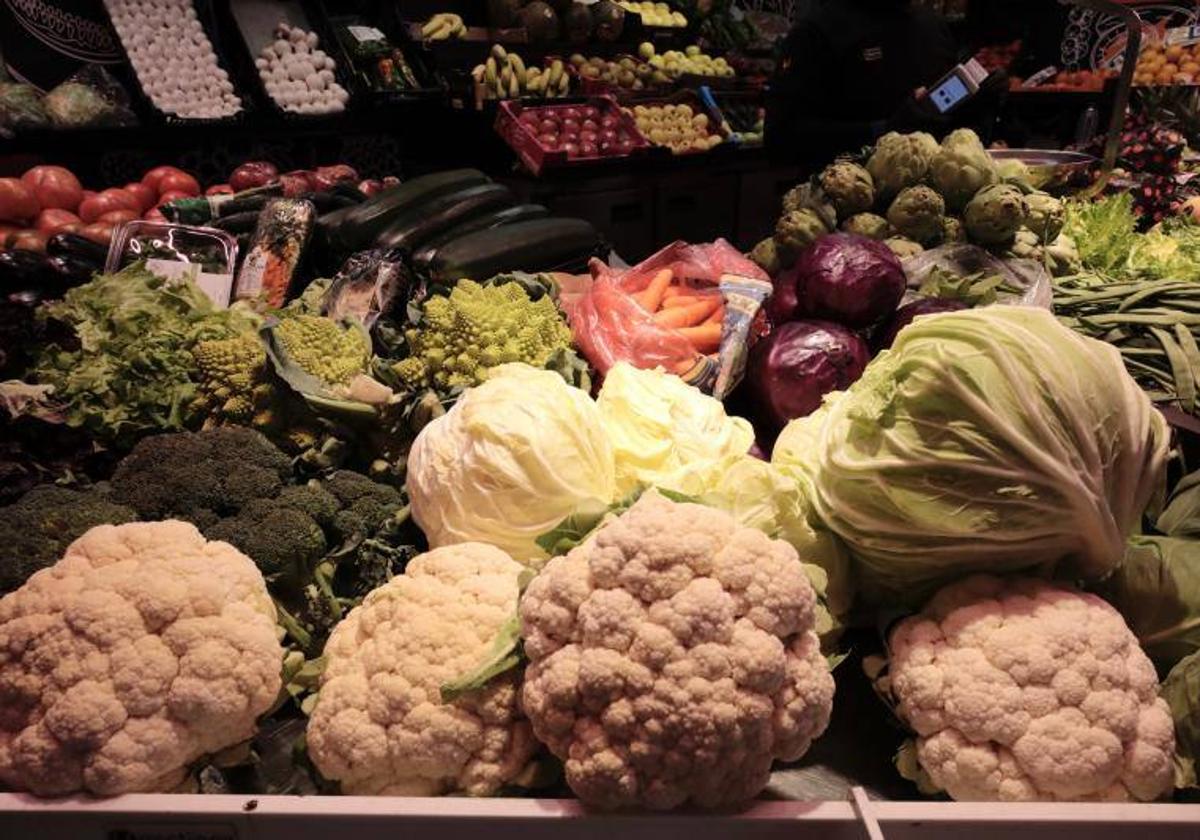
<box><xmin>520</xmin><ymin>1</ymin><xmax>560</xmax><ymax>43</ymax></box>
<box><xmin>592</xmin><ymin>0</ymin><xmax>625</xmax><ymax>42</ymax></box>
<box><xmin>564</xmin><ymin>3</ymin><xmax>592</xmax><ymax>44</ymax></box>
<box><xmin>487</xmin><ymin>0</ymin><xmax>522</xmax><ymax>28</ymax></box>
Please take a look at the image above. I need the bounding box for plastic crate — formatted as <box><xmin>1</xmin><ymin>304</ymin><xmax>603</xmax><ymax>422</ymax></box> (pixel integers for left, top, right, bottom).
<box><xmin>623</xmin><ymin>89</ymin><xmax>730</xmax><ymax>155</ymax></box>
<box><xmin>495</xmin><ymin>96</ymin><xmax>653</xmax><ymax>175</ymax></box>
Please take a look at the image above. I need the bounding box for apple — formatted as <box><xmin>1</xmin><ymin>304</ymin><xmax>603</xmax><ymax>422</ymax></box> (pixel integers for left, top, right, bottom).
<box><xmin>580</xmin><ymin>130</ymin><xmax>598</xmax><ymax>144</ymax></box>
<box><xmin>539</xmin><ymin>118</ymin><xmax>559</xmax><ymax>134</ymax></box>
<box><xmin>600</xmin><ymin>114</ymin><xmax>619</xmax><ymax>130</ymax></box>
<box><xmin>537</xmin><ymin>132</ymin><xmax>560</xmax><ymax>148</ymax></box>
<box><xmin>579</xmin><ymin>142</ymin><xmax>598</xmax><ymax>157</ymax></box>
<box><xmin>581</xmin><ymin>119</ymin><xmax>599</xmax><ymax>132</ymax></box>
<box><xmin>579</xmin><ymin>106</ymin><xmax>599</xmax><ymax>121</ymax></box>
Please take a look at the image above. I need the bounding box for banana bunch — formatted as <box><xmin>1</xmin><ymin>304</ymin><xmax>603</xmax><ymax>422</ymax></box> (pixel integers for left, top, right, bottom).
<box><xmin>421</xmin><ymin>13</ymin><xmax>466</xmax><ymax>41</ymax></box>
<box><xmin>472</xmin><ymin>44</ymin><xmax>571</xmax><ymax>100</ymax></box>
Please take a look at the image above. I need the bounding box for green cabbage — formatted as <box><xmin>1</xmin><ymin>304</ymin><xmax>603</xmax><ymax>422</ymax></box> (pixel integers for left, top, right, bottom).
<box><xmin>775</xmin><ymin>305</ymin><xmax>1169</xmax><ymax>608</ymax></box>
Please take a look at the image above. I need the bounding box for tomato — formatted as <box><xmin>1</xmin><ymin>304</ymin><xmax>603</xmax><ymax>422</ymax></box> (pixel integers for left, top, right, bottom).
<box><xmin>0</xmin><ymin>223</ymin><xmax>17</xmax><ymax>246</ymax></box>
<box><xmin>21</xmin><ymin>166</ymin><xmax>84</xmax><ymax>212</ymax></box>
<box><xmin>97</xmin><ymin>209</ymin><xmax>139</xmax><ymax>225</ymax></box>
<box><xmin>78</xmin><ymin>188</ymin><xmax>140</xmax><ymax>223</ymax></box>
<box><xmin>157</xmin><ymin>189</ymin><xmax>192</xmax><ymax>206</ymax></box>
<box><xmin>143</xmin><ymin>207</ymin><xmax>167</xmax><ymax>222</ymax></box>
<box><xmin>205</xmin><ymin>183</ymin><xmax>234</xmax><ymax>196</ymax></box>
<box><xmin>0</xmin><ymin>178</ymin><xmax>40</xmax><ymax>223</ymax></box>
<box><xmin>229</xmin><ymin>161</ymin><xmax>278</xmax><ymax>192</ymax></box>
<box><xmin>123</xmin><ymin>182</ymin><xmax>157</xmax><ymax>213</ymax></box>
<box><xmin>157</xmin><ymin>171</ymin><xmax>201</xmax><ymax>197</ymax></box>
<box><xmin>141</xmin><ymin>165</ymin><xmax>191</xmax><ymax>193</ymax></box>
<box><xmin>35</xmin><ymin>208</ymin><xmax>82</xmax><ymax>235</ymax></box>
<box><xmin>9</xmin><ymin>230</ymin><xmax>47</xmax><ymax>253</ymax></box>
<box><xmin>79</xmin><ymin>222</ymin><xmax>115</xmax><ymax>245</ymax></box>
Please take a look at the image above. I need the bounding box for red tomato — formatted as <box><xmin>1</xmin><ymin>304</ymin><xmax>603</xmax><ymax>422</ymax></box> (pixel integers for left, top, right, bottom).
<box><xmin>123</xmin><ymin>182</ymin><xmax>157</xmax><ymax>213</ymax></box>
<box><xmin>78</xmin><ymin>188</ymin><xmax>140</xmax><ymax>223</ymax></box>
<box><xmin>97</xmin><ymin>209</ymin><xmax>139</xmax><ymax>225</ymax></box>
<box><xmin>0</xmin><ymin>223</ymin><xmax>17</xmax><ymax>246</ymax></box>
<box><xmin>205</xmin><ymin>183</ymin><xmax>234</xmax><ymax>196</ymax></box>
<box><xmin>0</xmin><ymin>178</ymin><xmax>40</xmax><ymax>223</ymax></box>
<box><xmin>229</xmin><ymin>161</ymin><xmax>278</xmax><ymax>192</ymax></box>
<box><xmin>143</xmin><ymin>207</ymin><xmax>167</xmax><ymax>222</ymax></box>
<box><xmin>9</xmin><ymin>230</ymin><xmax>47</xmax><ymax>253</ymax></box>
<box><xmin>141</xmin><ymin>165</ymin><xmax>191</xmax><ymax>193</ymax></box>
<box><xmin>79</xmin><ymin>222</ymin><xmax>115</xmax><ymax>245</ymax></box>
<box><xmin>35</xmin><ymin>208</ymin><xmax>82</xmax><ymax>235</ymax></box>
<box><xmin>21</xmin><ymin>166</ymin><xmax>84</xmax><ymax>212</ymax></box>
<box><xmin>157</xmin><ymin>171</ymin><xmax>200</xmax><ymax>197</ymax></box>
<box><xmin>157</xmin><ymin>189</ymin><xmax>192</xmax><ymax>206</ymax></box>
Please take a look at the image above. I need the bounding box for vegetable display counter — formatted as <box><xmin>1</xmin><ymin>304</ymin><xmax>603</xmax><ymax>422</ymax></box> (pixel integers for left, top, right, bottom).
<box><xmin>3</xmin><ymin>793</ymin><xmax>1199</xmax><ymax>839</ymax></box>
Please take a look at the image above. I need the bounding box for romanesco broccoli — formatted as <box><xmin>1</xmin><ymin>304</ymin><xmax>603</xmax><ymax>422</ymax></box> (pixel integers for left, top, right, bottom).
<box><xmin>276</xmin><ymin>315</ymin><xmax>372</xmax><ymax>387</ymax></box>
<box><xmin>394</xmin><ymin>279</ymin><xmax>573</xmax><ymax>391</ymax></box>
<box><xmin>191</xmin><ymin>333</ymin><xmax>278</xmax><ymax>428</ymax></box>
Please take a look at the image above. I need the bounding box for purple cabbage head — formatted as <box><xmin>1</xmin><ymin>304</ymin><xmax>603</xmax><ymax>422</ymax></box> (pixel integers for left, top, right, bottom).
<box><xmin>874</xmin><ymin>297</ymin><xmax>969</xmax><ymax>351</ymax></box>
<box><xmin>794</xmin><ymin>233</ymin><xmax>905</xmax><ymax>328</ymax></box>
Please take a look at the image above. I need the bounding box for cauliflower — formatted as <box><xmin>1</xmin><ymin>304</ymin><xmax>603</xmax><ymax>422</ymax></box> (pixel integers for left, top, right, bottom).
<box><xmin>885</xmin><ymin>237</ymin><xmax>925</xmax><ymax>259</ymax></box>
<box><xmin>774</xmin><ymin>208</ymin><xmax>831</xmax><ymax>257</ymax></box>
<box><xmin>818</xmin><ymin>161</ymin><xmax>875</xmax><ymax>218</ymax></box>
<box><xmin>520</xmin><ymin>491</ymin><xmax>834</xmax><ymax>810</ymax></box>
<box><xmin>964</xmin><ymin>184</ymin><xmax>1028</xmax><ymax>246</ymax></box>
<box><xmin>888</xmin><ymin>575</ymin><xmax>1175</xmax><ymax>802</ymax></box>
<box><xmin>929</xmin><ymin>128</ymin><xmax>998</xmax><ymax>212</ymax></box>
<box><xmin>887</xmin><ymin>185</ymin><xmax>946</xmax><ymax>245</ymax></box>
<box><xmin>0</xmin><ymin>521</ymin><xmax>283</xmax><ymax>796</ymax></box>
<box><xmin>394</xmin><ymin>280</ymin><xmax>573</xmax><ymax>392</ymax></box>
<box><xmin>275</xmin><ymin>315</ymin><xmax>372</xmax><ymax>388</ymax></box>
<box><xmin>1023</xmin><ymin>192</ymin><xmax>1066</xmax><ymax>244</ymax></box>
<box><xmin>306</xmin><ymin>543</ymin><xmax>538</xmax><ymax>795</ymax></box>
<box><xmin>841</xmin><ymin>212</ymin><xmax>891</xmax><ymax>240</ymax></box>
<box><xmin>867</xmin><ymin>131</ymin><xmax>940</xmax><ymax>200</ymax></box>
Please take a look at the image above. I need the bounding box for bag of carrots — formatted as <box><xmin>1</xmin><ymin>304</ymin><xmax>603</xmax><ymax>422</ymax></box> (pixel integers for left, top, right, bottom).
<box><xmin>564</xmin><ymin>240</ymin><xmax>772</xmax><ymax>396</ymax></box>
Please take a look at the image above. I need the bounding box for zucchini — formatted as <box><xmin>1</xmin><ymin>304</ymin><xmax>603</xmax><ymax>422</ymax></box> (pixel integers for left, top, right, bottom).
<box><xmin>211</xmin><ymin>210</ymin><xmax>261</xmax><ymax>234</ymax></box>
<box><xmin>46</xmin><ymin>232</ymin><xmax>109</xmax><ymax>264</ymax></box>
<box><xmin>330</xmin><ymin>169</ymin><xmax>490</xmax><ymax>253</ymax></box>
<box><xmin>374</xmin><ymin>183</ymin><xmax>515</xmax><ymax>253</ymax></box>
<box><xmin>412</xmin><ymin>204</ymin><xmax>550</xmax><ymax>267</ymax></box>
<box><xmin>427</xmin><ymin>217</ymin><xmax>601</xmax><ymax>285</ymax></box>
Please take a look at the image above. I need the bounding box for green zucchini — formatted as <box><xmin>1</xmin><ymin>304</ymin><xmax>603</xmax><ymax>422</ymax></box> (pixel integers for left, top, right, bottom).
<box><xmin>374</xmin><ymin>183</ymin><xmax>515</xmax><ymax>253</ymax></box>
<box><xmin>413</xmin><ymin>204</ymin><xmax>550</xmax><ymax>267</ymax></box>
<box><xmin>427</xmin><ymin>217</ymin><xmax>601</xmax><ymax>285</ymax></box>
<box><xmin>329</xmin><ymin>169</ymin><xmax>490</xmax><ymax>253</ymax></box>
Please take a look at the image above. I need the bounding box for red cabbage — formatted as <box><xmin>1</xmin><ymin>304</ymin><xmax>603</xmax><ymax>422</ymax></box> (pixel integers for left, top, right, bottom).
<box><xmin>874</xmin><ymin>298</ymin><xmax>969</xmax><ymax>351</ymax></box>
<box><xmin>745</xmin><ymin>320</ymin><xmax>870</xmax><ymax>440</ymax></box>
<box><xmin>794</xmin><ymin>233</ymin><xmax>905</xmax><ymax>328</ymax></box>
<box><xmin>765</xmin><ymin>264</ymin><xmax>801</xmax><ymax>326</ymax></box>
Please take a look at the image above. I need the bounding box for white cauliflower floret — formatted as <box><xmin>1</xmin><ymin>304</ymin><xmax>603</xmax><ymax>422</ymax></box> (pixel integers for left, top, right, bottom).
<box><xmin>889</xmin><ymin>575</ymin><xmax>1175</xmax><ymax>802</ymax></box>
<box><xmin>306</xmin><ymin>543</ymin><xmax>538</xmax><ymax>795</ymax></box>
<box><xmin>0</xmin><ymin>521</ymin><xmax>283</xmax><ymax>796</ymax></box>
<box><xmin>520</xmin><ymin>491</ymin><xmax>834</xmax><ymax>810</ymax></box>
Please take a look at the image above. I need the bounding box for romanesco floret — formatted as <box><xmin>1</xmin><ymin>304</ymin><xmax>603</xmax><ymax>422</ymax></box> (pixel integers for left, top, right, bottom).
<box><xmin>395</xmin><ymin>279</ymin><xmax>573</xmax><ymax>391</ymax></box>
<box><xmin>191</xmin><ymin>333</ymin><xmax>275</xmax><ymax>427</ymax></box>
<box><xmin>275</xmin><ymin>315</ymin><xmax>372</xmax><ymax>387</ymax></box>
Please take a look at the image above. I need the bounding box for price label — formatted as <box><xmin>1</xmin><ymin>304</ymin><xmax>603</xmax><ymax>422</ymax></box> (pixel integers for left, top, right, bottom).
<box><xmin>1165</xmin><ymin>25</ymin><xmax>1200</xmax><ymax>48</ymax></box>
<box><xmin>106</xmin><ymin>823</ymin><xmax>239</xmax><ymax>840</ymax></box>
<box><xmin>346</xmin><ymin>25</ymin><xmax>386</xmax><ymax>44</ymax></box>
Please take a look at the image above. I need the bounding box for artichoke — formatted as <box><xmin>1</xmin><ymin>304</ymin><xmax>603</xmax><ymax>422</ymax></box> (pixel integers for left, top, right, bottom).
<box><xmin>781</xmin><ymin>181</ymin><xmax>838</xmax><ymax>229</ymax></box>
<box><xmin>929</xmin><ymin>128</ymin><xmax>998</xmax><ymax>212</ymax></box>
<box><xmin>749</xmin><ymin>237</ymin><xmax>784</xmax><ymax>276</ymax></box>
<box><xmin>774</xmin><ymin>208</ymin><xmax>831</xmax><ymax>256</ymax></box>
<box><xmin>884</xmin><ymin>237</ymin><xmax>925</xmax><ymax>259</ymax></box>
<box><xmin>996</xmin><ymin>158</ymin><xmax>1035</xmax><ymax>191</ymax></box>
<box><xmin>867</xmin><ymin>131</ymin><xmax>939</xmax><ymax>200</ymax></box>
<box><xmin>1006</xmin><ymin>227</ymin><xmax>1043</xmax><ymax>261</ymax></box>
<box><xmin>1045</xmin><ymin>233</ymin><xmax>1082</xmax><ymax>277</ymax></box>
<box><xmin>841</xmin><ymin>212</ymin><xmax>891</xmax><ymax>240</ymax></box>
<box><xmin>964</xmin><ymin>184</ymin><xmax>1028</xmax><ymax>246</ymax></box>
<box><xmin>819</xmin><ymin>161</ymin><xmax>875</xmax><ymax>218</ymax></box>
<box><xmin>1023</xmin><ymin>192</ymin><xmax>1065</xmax><ymax>244</ymax></box>
<box><xmin>941</xmin><ymin>216</ymin><xmax>966</xmax><ymax>243</ymax></box>
<box><xmin>887</xmin><ymin>185</ymin><xmax>945</xmax><ymax>245</ymax></box>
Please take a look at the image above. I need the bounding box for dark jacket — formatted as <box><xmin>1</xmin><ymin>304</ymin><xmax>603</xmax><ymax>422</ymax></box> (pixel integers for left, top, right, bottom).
<box><xmin>765</xmin><ymin>0</ymin><xmax>960</xmax><ymax>170</ymax></box>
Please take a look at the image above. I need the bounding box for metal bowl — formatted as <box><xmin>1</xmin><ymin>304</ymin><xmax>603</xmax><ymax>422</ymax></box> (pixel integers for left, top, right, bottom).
<box><xmin>988</xmin><ymin>149</ymin><xmax>1097</xmax><ymax>193</ymax></box>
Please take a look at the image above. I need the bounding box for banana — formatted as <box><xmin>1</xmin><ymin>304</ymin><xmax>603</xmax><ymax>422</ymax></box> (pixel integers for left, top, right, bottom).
<box><xmin>471</xmin><ymin>64</ymin><xmax>485</xmax><ymax>83</ymax></box>
<box><xmin>491</xmin><ymin>44</ymin><xmax>508</xmax><ymax>63</ymax></box>
<box><xmin>485</xmin><ymin>57</ymin><xmax>498</xmax><ymax>88</ymax></box>
<box><xmin>547</xmin><ymin>59</ymin><xmax>564</xmax><ymax>88</ymax></box>
<box><xmin>557</xmin><ymin>72</ymin><xmax>570</xmax><ymax>95</ymax></box>
<box><xmin>508</xmin><ymin>71</ymin><xmax>521</xmax><ymax>98</ymax></box>
<box><xmin>508</xmin><ymin>53</ymin><xmax>526</xmax><ymax>81</ymax></box>
<box><xmin>420</xmin><ymin>15</ymin><xmax>444</xmax><ymax>38</ymax></box>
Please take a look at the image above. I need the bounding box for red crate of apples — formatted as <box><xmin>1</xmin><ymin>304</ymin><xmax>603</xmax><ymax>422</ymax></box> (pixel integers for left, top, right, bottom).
<box><xmin>496</xmin><ymin>95</ymin><xmax>652</xmax><ymax>175</ymax></box>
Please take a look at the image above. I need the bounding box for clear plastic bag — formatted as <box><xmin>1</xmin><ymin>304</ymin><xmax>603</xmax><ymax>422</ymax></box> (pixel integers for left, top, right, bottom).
<box><xmin>323</xmin><ymin>248</ymin><xmax>411</xmax><ymax>328</ymax></box>
<box><xmin>43</xmin><ymin>65</ymin><xmax>137</xmax><ymax>129</ymax></box>
<box><xmin>0</xmin><ymin>83</ymin><xmax>51</xmax><ymax>134</ymax></box>
<box><xmin>901</xmin><ymin>243</ymin><xmax>1053</xmax><ymax>310</ymax></box>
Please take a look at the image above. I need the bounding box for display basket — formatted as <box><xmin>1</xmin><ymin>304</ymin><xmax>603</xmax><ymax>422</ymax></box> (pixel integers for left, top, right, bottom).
<box><xmin>495</xmin><ymin>95</ymin><xmax>653</xmax><ymax>175</ymax></box>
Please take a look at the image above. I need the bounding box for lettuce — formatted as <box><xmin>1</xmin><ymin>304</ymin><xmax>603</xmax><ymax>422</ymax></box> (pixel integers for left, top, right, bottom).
<box><xmin>1062</xmin><ymin>194</ymin><xmax>1140</xmax><ymax>275</ymax></box>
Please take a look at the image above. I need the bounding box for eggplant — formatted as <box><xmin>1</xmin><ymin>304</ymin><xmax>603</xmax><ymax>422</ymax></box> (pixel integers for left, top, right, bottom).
<box><xmin>46</xmin><ymin>232</ymin><xmax>109</xmax><ymax>264</ymax></box>
<box><xmin>46</xmin><ymin>254</ymin><xmax>98</xmax><ymax>287</ymax></box>
<box><xmin>0</xmin><ymin>249</ymin><xmax>52</xmax><ymax>291</ymax></box>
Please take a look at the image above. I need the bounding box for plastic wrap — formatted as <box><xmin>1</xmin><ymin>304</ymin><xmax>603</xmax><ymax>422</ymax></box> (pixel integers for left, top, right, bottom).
<box><xmin>42</xmin><ymin>65</ymin><xmax>136</xmax><ymax>129</ymax></box>
<box><xmin>0</xmin><ymin>83</ymin><xmax>51</xmax><ymax>133</ymax></box>
<box><xmin>106</xmin><ymin>221</ymin><xmax>238</xmax><ymax>307</ymax></box>
<box><xmin>901</xmin><ymin>244</ymin><xmax>1052</xmax><ymax>309</ymax></box>
<box><xmin>323</xmin><ymin>248</ymin><xmax>411</xmax><ymax>328</ymax></box>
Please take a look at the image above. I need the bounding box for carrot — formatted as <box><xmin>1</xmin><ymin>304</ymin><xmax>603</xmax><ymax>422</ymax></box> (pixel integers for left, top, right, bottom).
<box><xmin>661</xmin><ymin>293</ymin><xmax>711</xmax><ymax>309</ymax></box>
<box><xmin>704</xmin><ymin>305</ymin><xmax>725</xmax><ymax>324</ymax></box>
<box><xmin>652</xmin><ymin>297</ymin><xmax>721</xmax><ymax>328</ymax></box>
<box><xmin>677</xmin><ymin>322</ymin><xmax>722</xmax><ymax>353</ymax></box>
<box><xmin>661</xmin><ymin>284</ymin><xmax>690</xmax><ymax>300</ymax></box>
<box><xmin>634</xmin><ymin>268</ymin><xmax>674</xmax><ymax>312</ymax></box>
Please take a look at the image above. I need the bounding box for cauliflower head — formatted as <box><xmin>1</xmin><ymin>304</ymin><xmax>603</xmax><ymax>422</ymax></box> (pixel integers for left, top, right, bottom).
<box><xmin>520</xmin><ymin>491</ymin><xmax>834</xmax><ymax>810</ymax></box>
<box><xmin>395</xmin><ymin>280</ymin><xmax>573</xmax><ymax>392</ymax></box>
<box><xmin>929</xmin><ymin>128</ymin><xmax>998</xmax><ymax>212</ymax></box>
<box><xmin>275</xmin><ymin>315</ymin><xmax>372</xmax><ymax>388</ymax></box>
<box><xmin>889</xmin><ymin>575</ymin><xmax>1175</xmax><ymax>803</ymax></box>
<box><xmin>964</xmin><ymin>184</ymin><xmax>1028</xmax><ymax>246</ymax></box>
<box><xmin>774</xmin><ymin>208</ymin><xmax>830</xmax><ymax>256</ymax></box>
<box><xmin>1023</xmin><ymin>192</ymin><xmax>1066</xmax><ymax>244</ymax></box>
<box><xmin>306</xmin><ymin>543</ymin><xmax>537</xmax><ymax>795</ymax></box>
<box><xmin>819</xmin><ymin>162</ymin><xmax>875</xmax><ymax>218</ymax></box>
<box><xmin>887</xmin><ymin>185</ymin><xmax>946</xmax><ymax>245</ymax></box>
<box><xmin>841</xmin><ymin>212</ymin><xmax>891</xmax><ymax>240</ymax></box>
<box><xmin>0</xmin><ymin>521</ymin><xmax>283</xmax><ymax>796</ymax></box>
<box><xmin>867</xmin><ymin>131</ymin><xmax>940</xmax><ymax>200</ymax></box>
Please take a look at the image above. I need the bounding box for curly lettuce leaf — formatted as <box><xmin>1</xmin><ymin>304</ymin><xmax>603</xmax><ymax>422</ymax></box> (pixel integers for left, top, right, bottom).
<box><xmin>1062</xmin><ymin>195</ymin><xmax>1139</xmax><ymax>276</ymax></box>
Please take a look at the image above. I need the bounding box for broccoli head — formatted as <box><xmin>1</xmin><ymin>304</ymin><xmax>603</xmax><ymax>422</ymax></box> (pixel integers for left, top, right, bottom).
<box><xmin>275</xmin><ymin>315</ymin><xmax>372</xmax><ymax>388</ymax></box>
<box><xmin>276</xmin><ymin>483</ymin><xmax>341</xmax><ymax>530</ymax></box>
<box><xmin>0</xmin><ymin>485</ymin><xmax>136</xmax><ymax>592</ymax></box>
<box><xmin>109</xmin><ymin>427</ymin><xmax>291</xmax><ymax>523</ymax></box>
<box><xmin>205</xmin><ymin>499</ymin><xmax>328</xmax><ymax>584</ymax></box>
<box><xmin>393</xmin><ymin>279</ymin><xmax>574</xmax><ymax>392</ymax></box>
<box><xmin>320</xmin><ymin>470</ymin><xmax>405</xmax><ymax>542</ymax></box>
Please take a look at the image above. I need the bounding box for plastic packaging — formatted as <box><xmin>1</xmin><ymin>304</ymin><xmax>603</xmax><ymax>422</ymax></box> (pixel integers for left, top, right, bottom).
<box><xmin>902</xmin><ymin>243</ymin><xmax>1053</xmax><ymax>309</ymax></box>
<box><xmin>234</xmin><ymin>198</ymin><xmax>317</xmax><ymax>306</ymax></box>
<box><xmin>0</xmin><ymin>83</ymin><xmax>51</xmax><ymax>134</ymax></box>
<box><xmin>42</xmin><ymin>65</ymin><xmax>137</xmax><ymax>129</ymax></box>
<box><xmin>106</xmin><ymin>221</ymin><xmax>239</xmax><ymax>307</ymax></box>
<box><xmin>564</xmin><ymin>239</ymin><xmax>770</xmax><ymax>395</ymax></box>
<box><xmin>323</xmin><ymin>248</ymin><xmax>412</xmax><ymax>328</ymax></box>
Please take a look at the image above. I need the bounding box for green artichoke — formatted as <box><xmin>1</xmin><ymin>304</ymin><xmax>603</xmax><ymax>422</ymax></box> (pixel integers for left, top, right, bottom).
<box><xmin>884</xmin><ymin>237</ymin><xmax>925</xmax><ymax>259</ymax></box>
<box><xmin>929</xmin><ymin>128</ymin><xmax>998</xmax><ymax>212</ymax></box>
<box><xmin>749</xmin><ymin>237</ymin><xmax>785</xmax><ymax>275</ymax></box>
<box><xmin>1023</xmin><ymin>192</ymin><xmax>1065</xmax><ymax>244</ymax></box>
<box><xmin>1005</xmin><ymin>227</ymin><xmax>1043</xmax><ymax>261</ymax></box>
<box><xmin>867</xmin><ymin>131</ymin><xmax>939</xmax><ymax>201</ymax></box>
<box><xmin>819</xmin><ymin>161</ymin><xmax>875</xmax><ymax>218</ymax></box>
<box><xmin>964</xmin><ymin>184</ymin><xmax>1028</xmax><ymax>246</ymax></box>
<box><xmin>941</xmin><ymin>216</ymin><xmax>966</xmax><ymax>243</ymax></box>
<box><xmin>887</xmin><ymin>185</ymin><xmax>945</xmax><ymax>245</ymax></box>
<box><xmin>996</xmin><ymin>158</ymin><xmax>1035</xmax><ymax>191</ymax></box>
<box><xmin>1045</xmin><ymin>233</ymin><xmax>1082</xmax><ymax>277</ymax></box>
<box><xmin>841</xmin><ymin>212</ymin><xmax>891</xmax><ymax>240</ymax></box>
<box><xmin>775</xmin><ymin>208</ymin><xmax>831</xmax><ymax>255</ymax></box>
<box><xmin>781</xmin><ymin>181</ymin><xmax>838</xmax><ymax>229</ymax></box>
